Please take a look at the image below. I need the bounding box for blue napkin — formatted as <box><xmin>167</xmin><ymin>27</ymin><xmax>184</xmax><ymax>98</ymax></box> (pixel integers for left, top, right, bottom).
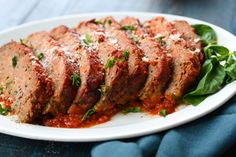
<box><xmin>91</xmin><ymin>95</ymin><xmax>236</xmax><ymax>157</ymax></box>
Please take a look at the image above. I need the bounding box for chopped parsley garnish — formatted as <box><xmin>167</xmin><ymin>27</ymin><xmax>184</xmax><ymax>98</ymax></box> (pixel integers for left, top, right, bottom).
<box><xmin>37</xmin><ymin>52</ymin><xmax>44</xmax><ymax>60</ymax></box>
<box><xmin>105</xmin><ymin>58</ymin><xmax>116</xmax><ymax>69</ymax></box>
<box><xmin>108</xmin><ymin>19</ymin><xmax>112</xmax><ymax>24</ymax></box>
<box><xmin>94</xmin><ymin>20</ymin><xmax>103</xmax><ymax>25</ymax></box>
<box><xmin>123</xmin><ymin>107</ymin><xmax>142</xmax><ymax>113</ymax></box>
<box><xmin>0</xmin><ymin>86</ymin><xmax>3</xmax><ymax>94</ymax></box>
<box><xmin>105</xmin><ymin>51</ymin><xmax>129</xmax><ymax>69</ymax></box>
<box><xmin>70</xmin><ymin>73</ymin><xmax>81</xmax><ymax>86</ymax></box>
<box><xmin>103</xmin><ymin>19</ymin><xmax>112</xmax><ymax>25</ymax></box>
<box><xmin>159</xmin><ymin>109</ymin><xmax>167</xmax><ymax>117</ymax></box>
<box><xmin>128</xmin><ymin>35</ymin><xmax>139</xmax><ymax>43</ymax></box>
<box><xmin>13</xmin><ymin>90</ymin><xmax>18</xmax><ymax>95</ymax></box>
<box><xmin>82</xmin><ymin>108</ymin><xmax>95</xmax><ymax>121</ymax></box>
<box><xmin>83</xmin><ymin>33</ymin><xmax>92</xmax><ymax>45</ymax></box>
<box><xmin>12</xmin><ymin>56</ymin><xmax>17</xmax><ymax>68</ymax></box>
<box><xmin>117</xmin><ymin>50</ymin><xmax>130</xmax><ymax>62</ymax></box>
<box><xmin>155</xmin><ymin>37</ymin><xmax>167</xmax><ymax>47</ymax></box>
<box><xmin>121</xmin><ymin>25</ymin><xmax>135</xmax><ymax>31</ymax></box>
<box><xmin>20</xmin><ymin>39</ymin><xmax>32</xmax><ymax>49</ymax></box>
<box><xmin>98</xmin><ymin>85</ymin><xmax>110</xmax><ymax>95</ymax></box>
<box><xmin>122</xmin><ymin>50</ymin><xmax>129</xmax><ymax>60</ymax></box>
<box><xmin>0</xmin><ymin>104</ymin><xmax>11</xmax><ymax>115</ymax></box>
<box><xmin>5</xmin><ymin>79</ymin><xmax>13</xmax><ymax>88</ymax></box>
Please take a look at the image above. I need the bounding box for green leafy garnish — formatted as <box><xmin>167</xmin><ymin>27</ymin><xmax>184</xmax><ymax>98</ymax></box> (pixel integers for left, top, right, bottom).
<box><xmin>128</xmin><ymin>35</ymin><xmax>140</xmax><ymax>43</ymax></box>
<box><xmin>82</xmin><ymin>108</ymin><xmax>95</xmax><ymax>121</ymax></box>
<box><xmin>37</xmin><ymin>52</ymin><xmax>44</xmax><ymax>60</ymax></box>
<box><xmin>224</xmin><ymin>51</ymin><xmax>236</xmax><ymax>83</ymax></box>
<box><xmin>0</xmin><ymin>104</ymin><xmax>11</xmax><ymax>115</ymax></box>
<box><xmin>105</xmin><ymin>58</ymin><xmax>116</xmax><ymax>69</ymax></box>
<box><xmin>122</xmin><ymin>50</ymin><xmax>129</xmax><ymax>60</ymax></box>
<box><xmin>0</xmin><ymin>86</ymin><xmax>3</xmax><ymax>94</ymax></box>
<box><xmin>13</xmin><ymin>90</ymin><xmax>18</xmax><ymax>95</ymax></box>
<box><xmin>104</xmin><ymin>51</ymin><xmax>129</xmax><ymax>69</ymax></box>
<box><xmin>103</xmin><ymin>19</ymin><xmax>112</xmax><ymax>25</ymax></box>
<box><xmin>159</xmin><ymin>109</ymin><xmax>167</xmax><ymax>117</ymax></box>
<box><xmin>203</xmin><ymin>45</ymin><xmax>229</xmax><ymax>60</ymax></box>
<box><xmin>183</xmin><ymin>58</ymin><xmax>226</xmax><ymax>105</ymax></box>
<box><xmin>5</xmin><ymin>79</ymin><xmax>13</xmax><ymax>88</ymax></box>
<box><xmin>20</xmin><ymin>39</ymin><xmax>32</xmax><ymax>49</ymax></box>
<box><xmin>107</xmin><ymin>19</ymin><xmax>112</xmax><ymax>24</ymax></box>
<box><xmin>117</xmin><ymin>50</ymin><xmax>130</xmax><ymax>62</ymax></box>
<box><xmin>183</xmin><ymin>24</ymin><xmax>236</xmax><ymax>105</ymax></box>
<box><xmin>123</xmin><ymin>107</ymin><xmax>142</xmax><ymax>113</ymax></box>
<box><xmin>121</xmin><ymin>25</ymin><xmax>135</xmax><ymax>31</ymax></box>
<box><xmin>98</xmin><ymin>85</ymin><xmax>110</xmax><ymax>96</ymax></box>
<box><xmin>70</xmin><ymin>73</ymin><xmax>81</xmax><ymax>86</ymax></box>
<box><xmin>12</xmin><ymin>56</ymin><xmax>17</xmax><ymax>68</ymax></box>
<box><xmin>94</xmin><ymin>20</ymin><xmax>103</xmax><ymax>25</ymax></box>
<box><xmin>192</xmin><ymin>24</ymin><xmax>217</xmax><ymax>46</ymax></box>
<box><xmin>155</xmin><ymin>37</ymin><xmax>167</xmax><ymax>47</ymax></box>
<box><xmin>83</xmin><ymin>33</ymin><xmax>92</xmax><ymax>45</ymax></box>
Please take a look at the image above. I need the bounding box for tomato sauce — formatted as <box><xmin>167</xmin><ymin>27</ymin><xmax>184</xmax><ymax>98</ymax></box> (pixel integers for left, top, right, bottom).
<box><xmin>43</xmin><ymin>100</ymin><xmax>176</xmax><ymax>128</ymax></box>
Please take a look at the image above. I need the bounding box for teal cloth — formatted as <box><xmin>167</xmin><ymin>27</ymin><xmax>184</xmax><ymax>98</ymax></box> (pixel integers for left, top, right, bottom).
<box><xmin>92</xmin><ymin>95</ymin><xmax>236</xmax><ymax>157</ymax></box>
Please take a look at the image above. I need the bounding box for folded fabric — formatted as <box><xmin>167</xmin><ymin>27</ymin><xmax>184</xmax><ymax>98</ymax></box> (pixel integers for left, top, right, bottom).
<box><xmin>92</xmin><ymin>95</ymin><xmax>236</xmax><ymax>157</ymax></box>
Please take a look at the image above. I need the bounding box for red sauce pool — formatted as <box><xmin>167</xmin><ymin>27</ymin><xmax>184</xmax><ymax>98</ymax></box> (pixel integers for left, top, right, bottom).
<box><xmin>43</xmin><ymin>101</ymin><xmax>175</xmax><ymax>128</ymax></box>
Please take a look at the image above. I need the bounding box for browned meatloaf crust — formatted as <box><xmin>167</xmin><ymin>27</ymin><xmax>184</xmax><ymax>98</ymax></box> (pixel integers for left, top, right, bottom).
<box><xmin>50</xmin><ymin>25</ymin><xmax>104</xmax><ymax>113</ymax></box>
<box><xmin>23</xmin><ymin>32</ymin><xmax>79</xmax><ymax>115</ymax></box>
<box><xmin>120</xmin><ymin>17</ymin><xmax>172</xmax><ymax>107</ymax></box>
<box><xmin>76</xmin><ymin>20</ymin><xmax>129</xmax><ymax>112</ymax></box>
<box><xmin>143</xmin><ymin>17</ymin><xmax>202</xmax><ymax>104</ymax></box>
<box><xmin>98</xmin><ymin>16</ymin><xmax>148</xmax><ymax>103</ymax></box>
<box><xmin>172</xmin><ymin>20</ymin><xmax>204</xmax><ymax>62</ymax></box>
<box><xmin>0</xmin><ymin>41</ymin><xmax>53</xmax><ymax>123</ymax></box>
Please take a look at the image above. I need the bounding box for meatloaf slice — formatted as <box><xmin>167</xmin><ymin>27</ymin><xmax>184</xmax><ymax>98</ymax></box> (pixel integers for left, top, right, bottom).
<box><xmin>97</xmin><ymin>16</ymin><xmax>148</xmax><ymax>103</ymax></box>
<box><xmin>50</xmin><ymin>25</ymin><xmax>104</xmax><ymax>113</ymax></box>
<box><xmin>120</xmin><ymin>17</ymin><xmax>172</xmax><ymax>106</ymax></box>
<box><xmin>0</xmin><ymin>41</ymin><xmax>53</xmax><ymax>123</ymax></box>
<box><xmin>143</xmin><ymin>17</ymin><xmax>202</xmax><ymax>104</ymax></box>
<box><xmin>172</xmin><ymin>20</ymin><xmax>204</xmax><ymax>62</ymax></box>
<box><xmin>23</xmin><ymin>32</ymin><xmax>79</xmax><ymax>115</ymax></box>
<box><xmin>76</xmin><ymin>20</ymin><xmax>129</xmax><ymax>112</ymax></box>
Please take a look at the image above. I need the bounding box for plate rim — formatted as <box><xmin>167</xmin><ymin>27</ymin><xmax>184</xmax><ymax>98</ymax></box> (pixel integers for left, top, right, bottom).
<box><xmin>0</xmin><ymin>12</ymin><xmax>235</xmax><ymax>142</ymax></box>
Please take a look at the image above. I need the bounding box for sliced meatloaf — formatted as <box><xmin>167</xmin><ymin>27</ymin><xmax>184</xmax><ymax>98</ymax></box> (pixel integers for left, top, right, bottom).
<box><xmin>76</xmin><ymin>20</ymin><xmax>129</xmax><ymax>112</ymax></box>
<box><xmin>50</xmin><ymin>25</ymin><xmax>104</xmax><ymax>113</ymax></box>
<box><xmin>172</xmin><ymin>20</ymin><xmax>204</xmax><ymax>62</ymax></box>
<box><xmin>97</xmin><ymin>16</ymin><xmax>148</xmax><ymax>103</ymax></box>
<box><xmin>0</xmin><ymin>41</ymin><xmax>53</xmax><ymax>123</ymax></box>
<box><xmin>143</xmin><ymin>17</ymin><xmax>202</xmax><ymax>104</ymax></box>
<box><xmin>23</xmin><ymin>32</ymin><xmax>79</xmax><ymax>115</ymax></box>
<box><xmin>120</xmin><ymin>17</ymin><xmax>172</xmax><ymax>106</ymax></box>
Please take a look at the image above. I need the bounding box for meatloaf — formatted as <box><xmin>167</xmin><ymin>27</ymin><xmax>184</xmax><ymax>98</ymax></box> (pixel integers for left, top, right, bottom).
<box><xmin>98</xmin><ymin>16</ymin><xmax>148</xmax><ymax>103</ymax></box>
<box><xmin>23</xmin><ymin>32</ymin><xmax>79</xmax><ymax>115</ymax></box>
<box><xmin>0</xmin><ymin>41</ymin><xmax>53</xmax><ymax>123</ymax></box>
<box><xmin>50</xmin><ymin>25</ymin><xmax>104</xmax><ymax>113</ymax></box>
<box><xmin>143</xmin><ymin>17</ymin><xmax>202</xmax><ymax>104</ymax></box>
<box><xmin>76</xmin><ymin>20</ymin><xmax>129</xmax><ymax>112</ymax></box>
<box><xmin>120</xmin><ymin>17</ymin><xmax>172</xmax><ymax>107</ymax></box>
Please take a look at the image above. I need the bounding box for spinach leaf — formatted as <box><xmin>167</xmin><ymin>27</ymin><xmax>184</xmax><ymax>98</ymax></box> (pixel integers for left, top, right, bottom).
<box><xmin>192</xmin><ymin>24</ymin><xmax>217</xmax><ymax>46</ymax></box>
<box><xmin>224</xmin><ymin>51</ymin><xmax>236</xmax><ymax>83</ymax></box>
<box><xmin>183</xmin><ymin>58</ymin><xmax>226</xmax><ymax>105</ymax></box>
<box><xmin>203</xmin><ymin>45</ymin><xmax>229</xmax><ymax>60</ymax></box>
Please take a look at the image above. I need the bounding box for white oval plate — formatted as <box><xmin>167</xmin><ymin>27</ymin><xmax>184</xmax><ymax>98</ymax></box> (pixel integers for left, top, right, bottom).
<box><xmin>0</xmin><ymin>12</ymin><xmax>235</xmax><ymax>142</ymax></box>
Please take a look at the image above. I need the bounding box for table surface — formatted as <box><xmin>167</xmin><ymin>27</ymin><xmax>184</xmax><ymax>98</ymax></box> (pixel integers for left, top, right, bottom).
<box><xmin>0</xmin><ymin>0</ymin><xmax>236</xmax><ymax>156</ymax></box>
